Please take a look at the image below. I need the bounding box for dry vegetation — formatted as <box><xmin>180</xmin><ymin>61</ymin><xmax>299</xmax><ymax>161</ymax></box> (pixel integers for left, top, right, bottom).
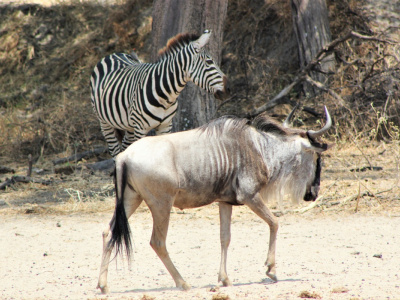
<box><xmin>0</xmin><ymin>0</ymin><xmax>399</xmax><ymax>215</ymax></box>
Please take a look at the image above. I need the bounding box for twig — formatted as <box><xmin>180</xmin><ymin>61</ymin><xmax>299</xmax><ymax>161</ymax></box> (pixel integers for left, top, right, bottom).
<box><xmin>304</xmin><ymin>75</ymin><xmax>346</xmax><ymax>105</ymax></box>
<box><xmin>293</xmin><ymin>196</ymin><xmax>325</xmax><ymax>214</ymax></box>
<box><xmin>352</xmin><ymin>139</ymin><xmax>373</xmax><ymax>170</ymax></box>
<box><xmin>27</xmin><ymin>154</ymin><xmax>33</xmax><ymax>177</ymax></box>
<box><xmin>214</xmin><ymin>96</ymin><xmax>237</xmax><ymax>116</ymax></box>
<box><xmin>355</xmin><ymin>182</ymin><xmax>361</xmax><ymax>212</ymax></box>
<box><xmin>65</xmin><ymin>188</ymin><xmax>82</xmax><ymax>202</ymax></box>
<box><xmin>339</xmin><ymin>191</ymin><xmax>369</xmax><ymax>206</ymax></box>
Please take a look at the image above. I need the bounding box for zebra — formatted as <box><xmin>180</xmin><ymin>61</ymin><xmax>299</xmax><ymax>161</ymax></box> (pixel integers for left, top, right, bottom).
<box><xmin>90</xmin><ymin>30</ymin><xmax>229</xmax><ymax>157</ymax></box>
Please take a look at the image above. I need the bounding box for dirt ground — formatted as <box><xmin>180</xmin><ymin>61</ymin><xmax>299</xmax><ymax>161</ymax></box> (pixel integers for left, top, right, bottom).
<box><xmin>1</xmin><ymin>205</ymin><xmax>399</xmax><ymax>300</ymax></box>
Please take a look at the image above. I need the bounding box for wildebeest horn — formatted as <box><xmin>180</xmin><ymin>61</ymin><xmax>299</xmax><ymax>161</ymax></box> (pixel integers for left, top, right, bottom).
<box><xmin>307</xmin><ymin>106</ymin><xmax>332</xmax><ymax>139</ymax></box>
<box><xmin>283</xmin><ymin>103</ymin><xmax>299</xmax><ymax>127</ymax></box>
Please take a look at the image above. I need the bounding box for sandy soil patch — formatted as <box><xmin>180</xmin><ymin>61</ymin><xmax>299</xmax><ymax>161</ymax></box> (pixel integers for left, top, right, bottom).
<box><xmin>1</xmin><ymin>205</ymin><xmax>399</xmax><ymax>300</ymax></box>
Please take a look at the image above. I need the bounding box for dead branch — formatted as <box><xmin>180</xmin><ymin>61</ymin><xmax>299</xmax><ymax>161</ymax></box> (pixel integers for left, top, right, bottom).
<box><xmin>0</xmin><ymin>175</ymin><xmax>52</xmax><ymax>190</ymax></box>
<box><xmin>27</xmin><ymin>154</ymin><xmax>33</xmax><ymax>177</ymax></box>
<box><xmin>248</xmin><ymin>30</ymin><xmax>397</xmax><ymax>117</ymax></box>
<box><xmin>293</xmin><ymin>196</ymin><xmax>325</xmax><ymax>213</ymax></box>
<box><xmin>352</xmin><ymin>139</ymin><xmax>374</xmax><ymax>170</ymax></box>
<box><xmin>304</xmin><ymin>75</ymin><xmax>346</xmax><ymax>105</ymax></box>
<box><xmin>214</xmin><ymin>95</ymin><xmax>238</xmax><ymax>118</ymax></box>
<box><xmin>52</xmin><ymin>147</ymin><xmax>107</xmax><ymax>165</ymax></box>
<box><xmin>246</xmin><ymin>78</ymin><xmax>302</xmax><ymax>118</ymax></box>
<box><xmin>86</xmin><ymin>159</ymin><xmax>115</xmax><ymax>172</ymax></box>
<box><xmin>0</xmin><ymin>166</ymin><xmax>15</xmax><ymax>174</ymax></box>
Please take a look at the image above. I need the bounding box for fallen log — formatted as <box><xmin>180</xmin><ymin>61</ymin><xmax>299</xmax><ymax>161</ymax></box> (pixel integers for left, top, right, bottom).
<box><xmin>0</xmin><ymin>166</ymin><xmax>15</xmax><ymax>174</ymax></box>
<box><xmin>0</xmin><ymin>175</ymin><xmax>52</xmax><ymax>190</ymax></box>
<box><xmin>52</xmin><ymin>147</ymin><xmax>107</xmax><ymax>165</ymax></box>
<box><xmin>86</xmin><ymin>159</ymin><xmax>114</xmax><ymax>172</ymax></box>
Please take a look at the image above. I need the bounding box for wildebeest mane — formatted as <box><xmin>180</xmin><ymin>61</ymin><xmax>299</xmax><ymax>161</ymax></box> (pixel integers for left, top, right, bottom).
<box><xmin>252</xmin><ymin>113</ymin><xmax>291</xmax><ymax>136</ymax></box>
<box><xmin>199</xmin><ymin>115</ymin><xmax>250</xmax><ymax>137</ymax></box>
<box><xmin>200</xmin><ymin>114</ymin><xmax>296</xmax><ymax>138</ymax></box>
<box><xmin>158</xmin><ymin>32</ymin><xmax>200</xmax><ymax>59</ymax></box>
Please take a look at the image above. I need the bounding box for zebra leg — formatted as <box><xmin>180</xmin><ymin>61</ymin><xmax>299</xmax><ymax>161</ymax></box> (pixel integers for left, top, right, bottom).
<box><xmin>100</xmin><ymin>121</ymin><xmax>122</xmax><ymax>157</ymax></box>
<box><xmin>121</xmin><ymin>131</ymin><xmax>137</xmax><ymax>152</ymax></box>
<box><xmin>154</xmin><ymin>121</ymin><xmax>173</xmax><ymax>136</ymax></box>
<box><xmin>154</xmin><ymin>106</ymin><xmax>176</xmax><ymax>136</ymax></box>
<box><xmin>121</xmin><ymin>128</ymin><xmax>149</xmax><ymax>152</ymax></box>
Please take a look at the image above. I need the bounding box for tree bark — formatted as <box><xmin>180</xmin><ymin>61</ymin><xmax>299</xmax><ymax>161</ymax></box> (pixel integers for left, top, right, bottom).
<box><xmin>152</xmin><ymin>0</ymin><xmax>228</xmax><ymax>131</ymax></box>
<box><xmin>291</xmin><ymin>0</ymin><xmax>335</xmax><ymax>96</ymax></box>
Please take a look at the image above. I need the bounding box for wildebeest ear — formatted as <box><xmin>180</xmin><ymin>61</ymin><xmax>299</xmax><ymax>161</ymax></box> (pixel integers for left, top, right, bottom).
<box><xmin>302</xmin><ymin>141</ymin><xmax>334</xmax><ymax>153</ymax></box>
<box><xmin>192</xmin><ymin>30</ymin><xmax>211</xmax><ymax>52</ymax></box>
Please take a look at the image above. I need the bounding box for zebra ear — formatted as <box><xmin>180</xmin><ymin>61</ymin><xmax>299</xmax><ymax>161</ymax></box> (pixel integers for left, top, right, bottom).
<box><xmin>192</xmin><ymin>30</ymin><xmax>212</xmax><ymax>52</ymax></box>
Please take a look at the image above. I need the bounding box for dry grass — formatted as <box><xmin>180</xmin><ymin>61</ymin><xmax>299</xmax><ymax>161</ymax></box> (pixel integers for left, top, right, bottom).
<box><xmin>299</xmin><ymin>290</ymin><xmax>321</xmax><ymax>299</ymax></box>
<box><xmin>331</xmin><ymin>286</ymin><xmax>350</xmax><ymax>293</ymax></box>
<box><xmin>211</xmin><ymin>293</ymin><xmax>230</xmax><ymax>300</ymax></box>
<box><xmin>0</xmin><ymin>0</ymin><xmax>152</xmax><ymax>162</ymax></box>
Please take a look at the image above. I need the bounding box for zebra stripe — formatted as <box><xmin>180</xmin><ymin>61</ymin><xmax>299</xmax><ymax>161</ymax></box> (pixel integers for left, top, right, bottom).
<box><xmin>90</xmin><ymin>30</ymin><xmax>228</xmax><ymax>157</ymax></box>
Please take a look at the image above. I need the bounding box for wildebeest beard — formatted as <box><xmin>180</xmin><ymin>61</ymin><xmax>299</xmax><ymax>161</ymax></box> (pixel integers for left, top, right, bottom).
<box><xmin>303</xmin><ymin>156</ymin><xmax>321</xmax><ymax>201</ymax></box>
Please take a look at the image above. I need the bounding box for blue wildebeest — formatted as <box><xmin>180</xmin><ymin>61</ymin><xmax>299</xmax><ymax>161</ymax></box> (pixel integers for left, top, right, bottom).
<box><xmin>97</xmin><ymin>107</ymin><xmax>332</xmax><ymax>293</ymax></box>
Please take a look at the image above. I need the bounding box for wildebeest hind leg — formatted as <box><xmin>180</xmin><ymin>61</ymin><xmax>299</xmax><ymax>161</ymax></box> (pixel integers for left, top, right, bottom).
<box><xmin>148</xmin><ymin>200</ymin><xmax>191</xmax><ymax>290</ymax></box>
<box><xmin>243</xmin><ymin>193</ymin><xmax>279</xmax><ymax>282</ymax></box>
<box><xmin>97</xmin><ymin>192</ymin><xmax>143</xmax><ymax>294</ymax></box>
<box><xmin>218</xmin><ymin>202</ymin><xmax>233</xmax><ymax>286</ymax></box>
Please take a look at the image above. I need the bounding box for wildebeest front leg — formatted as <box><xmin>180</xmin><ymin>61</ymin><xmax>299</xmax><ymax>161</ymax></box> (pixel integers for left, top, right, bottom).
<box><xmin>148</xmin><ymin>203</ymin><xmax>191</xmax><ymax>290</ymax></box>
<box><xmin>218</xmin><ymin>202</ymin><xmax>233</xmax><ymax>286</ymax></box>
<box><xmin>97</xmin><ymin>193</ymin><xmax>143</xmax><ymax>294</ymax></box>
<box><xmin>244</xmin><ymin>193</ymin><xmax>279</xmax><ymax>282</ymax></box>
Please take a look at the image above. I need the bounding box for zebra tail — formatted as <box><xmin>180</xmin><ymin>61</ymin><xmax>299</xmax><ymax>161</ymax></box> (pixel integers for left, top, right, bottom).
<box><xmin>107</xmin><ymin>162</ymin><xmax>132</xmax><ymax>261</ymax></box>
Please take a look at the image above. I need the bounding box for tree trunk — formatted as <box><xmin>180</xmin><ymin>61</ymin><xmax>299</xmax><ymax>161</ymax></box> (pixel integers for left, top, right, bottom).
<box><xmin>152</xmin><ymin>0</ymin><xmax>228</xmax><ymax>131</ymax></box>
<box><xmin>291</xmin><ymin>0</ymin><xmax>335</xmax><ymax>97</ymax></box>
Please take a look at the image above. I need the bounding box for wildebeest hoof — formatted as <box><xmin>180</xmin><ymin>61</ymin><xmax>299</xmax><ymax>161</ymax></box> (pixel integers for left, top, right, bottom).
<box><xmin>180</xmin><ymin>282</ymin><xmax>191</xmax><ymax>291</ymax></box>
<box><xmin>222</xmin><ymin>278</ymin><xmax>232</xmax><ymax>287</ymax></box>
<box><xmin>97</xmin><ymin>283</ymin><xmax>109</xmax><ymax>294</ymax></box>
<box><xmin>266</xmin><ymin>271</ymin><xmax>278</xmax><ymax>282</ymax></box>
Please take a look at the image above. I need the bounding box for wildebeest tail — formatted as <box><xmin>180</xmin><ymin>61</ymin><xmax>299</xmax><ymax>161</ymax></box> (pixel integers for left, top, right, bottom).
<box><xmin>107</xmin><ymin>162</ymin><xmax>132</xmax><ymax>260</ymax></box>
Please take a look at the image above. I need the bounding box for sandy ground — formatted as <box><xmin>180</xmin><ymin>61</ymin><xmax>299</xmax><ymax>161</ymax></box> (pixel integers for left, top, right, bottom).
<box><xmin>1</xmin><ymin>205</ymin><xmax>399</xmax><ymax>300</ymax></box>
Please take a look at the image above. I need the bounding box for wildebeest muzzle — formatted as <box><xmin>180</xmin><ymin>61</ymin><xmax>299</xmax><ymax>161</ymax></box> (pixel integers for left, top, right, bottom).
<box><xmin>303</xmin><ymin>156</ymin><xmax>321</xmax><ymax>201</ymax></box>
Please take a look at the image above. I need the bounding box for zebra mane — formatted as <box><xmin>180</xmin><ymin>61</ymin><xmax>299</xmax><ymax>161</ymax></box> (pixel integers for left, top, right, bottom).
<box><xmin>158</xmin><ymin>32</ymin><xmax>200</xmax><ymax>58</ymax></box>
